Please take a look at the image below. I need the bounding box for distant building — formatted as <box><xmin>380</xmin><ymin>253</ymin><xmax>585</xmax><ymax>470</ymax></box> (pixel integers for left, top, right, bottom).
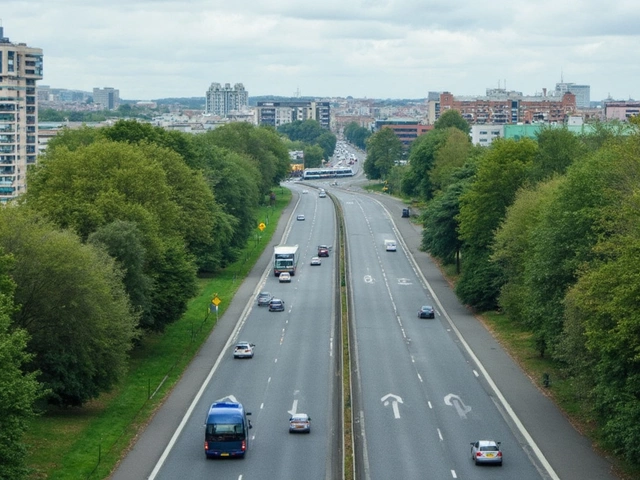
<box><xmin>604</xmin><ymin>101</ymin><xmax>640</xmax><ymax>121</ymax></box>
<box><xmin>93</xmin><ymin>87</ymin><xmax>120</xmax><ymax>110</ymax></box>
<box><xmin>554</xmin><ymin>82</ymin><xmax>590</xmax><ymax>109</ymax></box>
<box><xmin>431</xmin><ymin>89</ymin><xmax>576</xmax><ymax>125</ymax></box>
<box><xmin>0</xmin><ymin>25</ymin><xmax>43</xmax><ymax>202</ymax></box>
<box><xmin>256</xmin><ymin>101</ymin><xmax>331</xmax><ymax>129</ymax></box>
<box><xmin>205</xmin><ymin>82</ymin><xmax>248</xmax><ymax>116</ymax></box>
<box><xmin>471</xmin><ymin>124</ymin><xmax>503</xmax><ymax>147</ymax></box>
<box><xmin>374</xmin><ymin>118</ymin><xmax>432</xmax><ymax>147</ymax></box>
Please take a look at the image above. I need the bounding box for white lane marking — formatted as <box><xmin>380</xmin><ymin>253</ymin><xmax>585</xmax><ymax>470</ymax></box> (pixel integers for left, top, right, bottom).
<box><xmin>473</xmin><ymin>370</ymin><xmax>479</xmax><ymax>377</ymax></box>
<box><xmin>437</xmin><ymin>428</ymin><xmax>443</xmax><ymax>441</ymax></box>
<box><xmin>417</xmin><ymin>373</ymin><xmax>423</xmax><ymax>382</ymax></box>
<box><xmin>451</xmin><ymin>470</ymin><xmax>457</xmax><ymax>478</ymax></box>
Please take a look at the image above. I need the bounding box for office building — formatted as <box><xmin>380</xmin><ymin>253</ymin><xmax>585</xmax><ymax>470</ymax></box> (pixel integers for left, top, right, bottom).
<box><xmin>256</xmin><ymin>101</ymin><xmax>331</xmax><ymax>129</ymax></box>
<box><xmin>93</xmin><ymin>87</ymin><xmax>120</xmax><ymax>110</ymax></box>
<box><xmin>205</xmin><ymin>82</ymin><xmax>248</xmax><ymax>116</ymax></box>
<box><xmin>0</xmin><ymin>25</ymin><xmax>43</xmax><ymax>202</ymax></box>
<box><xmin>604</xmin><ymin>101</ymin><xmax>640</xmax><ymax>121</ymax></box>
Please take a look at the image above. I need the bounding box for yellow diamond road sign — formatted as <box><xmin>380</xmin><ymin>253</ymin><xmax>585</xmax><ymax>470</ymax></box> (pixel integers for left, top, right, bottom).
<box><xmin>212</xmin><ymin>296</ymin><xmax>221</xmax><ymax>306</ymax></box>
<box><xmin>258</xmin><ymin>222</ymin><xmax>266</xmax><ymax>231</ymax></box>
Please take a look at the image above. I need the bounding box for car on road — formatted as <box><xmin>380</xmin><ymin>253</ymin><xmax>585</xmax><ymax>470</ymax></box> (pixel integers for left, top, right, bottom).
<box><xmin>317</xmin><ymin>245</ymin><xmax>330</xmax><ymax>257</ymax></box>
<box><xmin>297</xmin><ymin>214</ymin><xmax>305</xmax><ymax>221</ymax></box>
<box><xmin>318</xmin><ymin>191</ymin><xmax>327</xmax><ymax>198</ymax></box>
<box><xmin>418</xmin><ymin>305</ymin><xmax>435</xmax><ymax>319</ymax></box>
<box><xmin>279</xmin><ymin>272</ymin><xmax>291</xmax><ymax>283</ymax></box>
<box><xmin>289</xmin><ymin>413</ymin><xmax>311</xmax><ymax>433</ymax></box>
<box><xmin>384</xmin><ymin>239</ymin><xmax>397</xmax><ymax>252</ymax></box>
<box><xmin>268</xmin><ymin>298</ymin><xmax>285</xmax><ymax>312</ymax></box>
<box><xmin>310</xmin><ymin>256</ymin><xmax>321</xmax><ymax>266</ymax></box>
<box><xmin>402</xmin><ymin>208</ymin><xmax>410</xmax><ymax>218</ymax></box>
<box><xmin>257</xmin><ymin>291</ymin><xmax>273</xmax><ymax>306</ymax></box>
<box><xmin>470</xmin><ymin>440</ymin><xmax>502</xmax><ymax>466</ymax></box>
<box><xmin>233</xmin><ymin>341</ymin><xmax>255</xmax><ymax>359</ymax></box>
<box><xmin>302</xmin><ymin>189</ymin><xmax>309</xmax><ymax>194</ymax></box>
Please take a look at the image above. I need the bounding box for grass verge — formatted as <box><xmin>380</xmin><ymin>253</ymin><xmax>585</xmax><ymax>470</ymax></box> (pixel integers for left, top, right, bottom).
<box><xmin>25</xmin><ymin>189</ymin><xmax>292</xmax><ymax>480</ymax></box>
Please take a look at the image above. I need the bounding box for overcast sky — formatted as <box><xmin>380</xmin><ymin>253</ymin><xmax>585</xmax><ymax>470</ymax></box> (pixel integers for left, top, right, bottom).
<box><xmin>3</xmin><ymin>0</ymin><xmax>640</xmax><ymax>102</ymax></box>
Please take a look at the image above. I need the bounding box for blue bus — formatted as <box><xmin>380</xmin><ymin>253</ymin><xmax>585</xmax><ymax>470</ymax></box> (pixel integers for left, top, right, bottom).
<box><xmin>204</xmin><ymin>401</ymin><xmax>252</xmax><ymax>458</ymax></box>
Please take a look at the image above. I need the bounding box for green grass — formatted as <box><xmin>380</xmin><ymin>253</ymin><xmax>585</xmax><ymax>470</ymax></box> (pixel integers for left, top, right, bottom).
<box><xmin>25</xmin><ymin>189</ymin><xmax>292</xmax><ymax>480</ymax></box>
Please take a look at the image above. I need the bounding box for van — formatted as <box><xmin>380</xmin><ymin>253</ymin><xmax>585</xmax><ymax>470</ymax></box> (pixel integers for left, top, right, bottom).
<box><xmin>402</xmin><ymin>208</ymin><xmax>410</xmax><ymax>218</ymax></box>
<box><xmin>384</xmin><ymin>240</ymin><xmax>397</xmax><ymax>252</ymax></box>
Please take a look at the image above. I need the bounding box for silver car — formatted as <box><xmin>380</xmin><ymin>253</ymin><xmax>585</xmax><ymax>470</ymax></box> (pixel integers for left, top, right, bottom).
<box><xmin>289</xmin><ymin>413</ymin><xmax>311</xmax><ymax>433</ymax></box>
<box><xmin>470</xmin><ymin>440</ymin><xmax>502</xmax><ymax>465</ymax></box>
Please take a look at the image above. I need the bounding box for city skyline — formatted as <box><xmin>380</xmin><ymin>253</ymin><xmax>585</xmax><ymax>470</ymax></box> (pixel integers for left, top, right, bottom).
<box><xmin>3</xmin><ymin>1</ymin><xmax>640</xmax><ymax>102</ymax></box>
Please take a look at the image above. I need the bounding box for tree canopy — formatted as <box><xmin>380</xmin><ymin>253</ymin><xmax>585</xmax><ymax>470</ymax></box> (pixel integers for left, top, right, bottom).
<box><xmin>363</xmin><ymin>127</ymin><xmax>403</xmax><ymax>180</ymax></box>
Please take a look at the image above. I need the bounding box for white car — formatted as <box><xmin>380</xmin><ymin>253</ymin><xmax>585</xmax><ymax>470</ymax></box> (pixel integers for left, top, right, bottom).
<box><xmin>310</xmin><ymin>256</ymin><xmax>322</xmax><ymax>266</ymax></box>
<box><xmin>384</xmin><ymin>240</ymin><xmax>397</xmax><ymax>252</ymax></box>
<box><xmin>302</xmin><ymin>189</ymin><xmax>309</xmax><ymax>194</ymax></box>
<box><xmin>297</xmin><ymin>214</ymin><xmax>305</xmax><ymax>221</ymax></box>
<box><xmin>279</xmin><ymin>272</ymin><xmax>292</xmax><ymax>283</ymax></box>
<box><xmin>289</xmin><ymin>413</ymin><xmax>311</xmax><ymax>433</ymax></box>
<box><xmin>233</xmin><ymin>341</ymin><xmax>255</xmax><ymax>359</ymax></box>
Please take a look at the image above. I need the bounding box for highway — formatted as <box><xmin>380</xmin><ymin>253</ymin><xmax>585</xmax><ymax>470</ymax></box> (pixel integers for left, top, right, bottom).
<box><xmin>112</xmin><ymin>140</ymin><xmax>619</xmax><ymax>480</ymax></box>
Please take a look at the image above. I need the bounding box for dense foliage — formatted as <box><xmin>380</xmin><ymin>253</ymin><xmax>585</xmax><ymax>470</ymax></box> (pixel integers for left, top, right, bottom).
<box><xmin>343</xmin><ymin>121</ymin><xmax>371</xmax><ymax>150</ymax></box>
<box><xmin>277</xmin><ymin>119</ymin><xmax>337</xmax><ymax>161</ymax></box>
<box><xmin>0</xmin><ymin>250</ymin><xmax>43</xmax><ymax>479</ymax></box>
<box><xmin>363</xmin><ymin>127</ymin><xmax>403</xmax><ymax>179</ymax></box>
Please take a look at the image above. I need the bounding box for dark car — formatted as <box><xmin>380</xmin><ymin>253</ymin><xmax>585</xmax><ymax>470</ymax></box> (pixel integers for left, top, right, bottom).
<box><xmin>257</xmin><ymin>291</ymin><xmax>273</xmax><ymax>306</ymax></box>
<box><xmin>268</xmin><ymin>298</ymin><xmax>285</xmax><ymax>312</ymax></box>
<box><xmin>418</xmin><ymin>305</ymin><xmax>435</xmax><ymax>319</ymax></box>
<box><xmin>317</xmin><ymin>245</ymin><xmax>330</xmax><ymax>257</ymax></box>
<box><xmin>402</xmin><ymin>208</ymin><xmax>410</xmax><ymax>218</ymax></box>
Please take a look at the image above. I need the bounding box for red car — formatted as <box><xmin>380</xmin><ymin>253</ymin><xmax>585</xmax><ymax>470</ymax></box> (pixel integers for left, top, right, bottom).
<box><xmin>317</xmin><ymin>245</ymin><xmax>329</xmax><ymax>257</ymax></box>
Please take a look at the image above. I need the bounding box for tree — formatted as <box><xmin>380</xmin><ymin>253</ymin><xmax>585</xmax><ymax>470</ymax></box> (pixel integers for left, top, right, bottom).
<box><xmin>421</xmin><ymin>162</ymin><xmax>476</xmax><ymax>267</ymax></box>
<box><xmin>430</xmin><ymin>128</ymin><xmax>478</xmax><ymax>192</ymax></box>
<box><xmin>0</xmin><ymin>208</ymin><xmax>139</xmax><ymax>406</ymax></box>
<box><xmin>401</xmin><ymin>128</ymin><xmax>448</xmax><ymax>200</ymax></box>
<box><xmin>344</xmin><ymin>122</ymin><xmax>371</xmax><ymax>150</ymax></box>
<box><xmin>190</xmin><ymin>136</ymin><xmax>261</xmax><ymax>266</ymax></box>
<box><xmin>364</xmin><ymin>127</ymin><xmax>403</xmax><ymax>179</ymax></box>
<box><xmin>303</xmin><ymin>145</ymin><xmax>324</xmax><ymax>168</ymax></box>
<box><xmin>529</xmin><ymin>127</ymin><xmax>586</xmax><ymax>184</ymax></box>
<box><xmin>88</xmin><ymin>221</ymin><xmax>154</xmax><ymax>329</ymax></box>
<box><xmin>433</xmin><ymin>109</ymin><xmax>471</xmax><ymax>134</ymax></box>
<box><xmin>0</xmin><ymin>249</ymin><xmax>43</xmax><ymax>480</ymax></box>
<box><xmin>23</xmin><ymin>140</ymin><xmax>202</xmax><ymax>330</ymax></box>
<box><xmin>491</xmin><ymin>177</ymin><xmax>562</xmax><ymax>322</ymax></box>
<box><xmin>207</xmin><ymin>123</ymin><xmax>291</xmax><ymax>197</ymax></box>
<box><xmin>456</xmin><ymin>138</ymin><xmax>537</xmax><ymax>310</ymax></box>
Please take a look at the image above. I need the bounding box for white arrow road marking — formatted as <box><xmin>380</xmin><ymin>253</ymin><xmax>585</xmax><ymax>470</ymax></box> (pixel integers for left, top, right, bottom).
<box><xmin>444</xmin><ymin>393</ymin><xmax>472</xmax><ymax>419</ymax></box>
<box><xmin>288</xmin><ymin>399</ymin><xmax>298</xmax><ymax>416</ymax></box>
<box><xmin>381</xmin><ymin>393</ymin><xmax>403</xmax><ymax>419</ymax></box>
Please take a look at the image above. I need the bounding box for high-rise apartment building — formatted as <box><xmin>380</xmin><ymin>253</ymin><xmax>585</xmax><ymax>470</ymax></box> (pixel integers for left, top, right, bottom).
<box><xmin>93</xmin><ymin>87</ymin><xmax>120</xmax><ymax>110</ymax></box>
<box><xmin>205</xmin><ymin>82</ymin><xmax>248</xmax><ymax>116</ymax></box>
<box><xmin>0</xmin><ymin>25</ymin><xmax>43</xmax><ymax>202</ymax></box>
